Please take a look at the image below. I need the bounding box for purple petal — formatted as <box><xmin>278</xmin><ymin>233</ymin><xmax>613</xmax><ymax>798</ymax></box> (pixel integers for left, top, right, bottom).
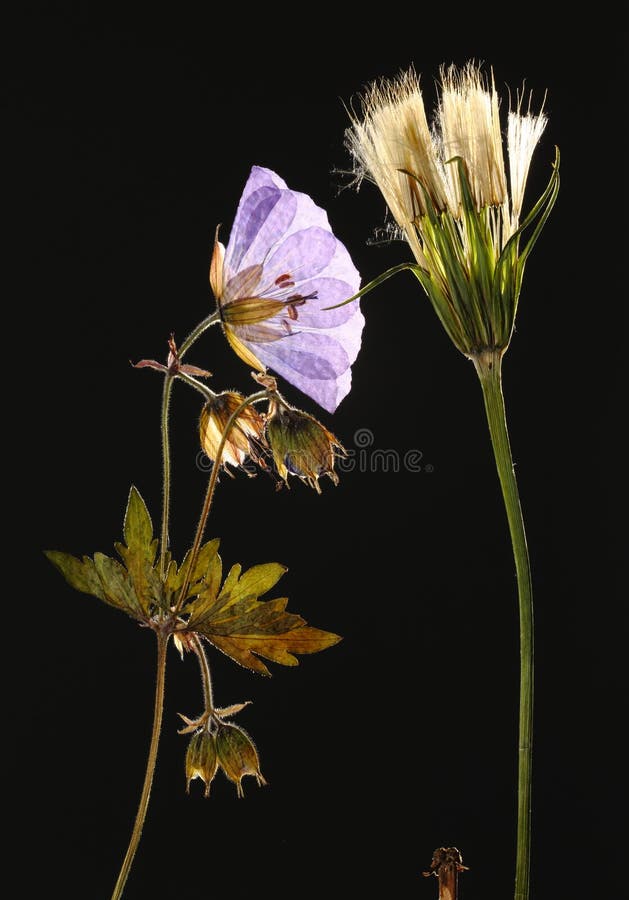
<box><xmin>224</xmin><ymin>167</ymin><xmax>365</xmax><ymax>412</ymax></box>
<box><xmin>315</xmin><ymin>307</ymin><xmax>365</xmax><ymax>365</ymax></box>
<box><xmin>309</xmin><ymin>233</ymin><xmax>360</xmax><ymax>286</ymax></box>
<box><xmin>250</xmin><ymin>331</ymin><xmax>359</xmax><ymax>413</ymax></box>
<box><xmin>262</xmin><ymin>227</ymin><xmax>337</xmax><ymax>285</ymax></box>
<box><xmin>260</xmin><ymin>333</ymin><xmax>344</xmax><ymax>378</ymax></box>
<box><xmin>224</xmin><ymin>186</ymin><xmax>283</xmax><ymax>273</ymax></box>
<box><xmin>229</xmin><ymin>167</ymin><xmax>287</xmax><ymax>215</ymax></box>
<box><xmin>275</xmin><ymin>226</ymin><xmax>360</xmax><ymax>311</ymax></box>
<box><xmin>236</xmin><ymin>167</ymin><xmax>330</xmax><ymax>239</ymax></box>
<box><xmin>276</xmin><ymin>183</ymin><xmax>332</xmax><ymax>238</ymax></box>
<box><xmin>242</xmin><ymin>167</ymin><xmax>289</xmax><ymax>195</ymax></box>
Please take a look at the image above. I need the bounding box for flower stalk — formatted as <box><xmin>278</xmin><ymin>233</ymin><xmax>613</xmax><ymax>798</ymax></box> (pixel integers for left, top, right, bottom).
<box><xmin>473</xmin><ymin>349</ymin><xmax>533</xmax><ymax>900</ymax></box>
<box><xmin>173</xmin><ymin>389</ymin><xmax>269</xmax><ymax>615</ymax></box>
<box><xmin>158</xmin><ymin>311</ymin><xmax>221</xmax><ymax>578</ymax></box>
<box><xmin>110</xmin><ymin>628</ymin><xmax>169</xmax><ymax>900</ymax></box>
<box><xmin>343</xmin><ymin>61</ymin><xmax>559</xmax><ymax>900</ymax></box>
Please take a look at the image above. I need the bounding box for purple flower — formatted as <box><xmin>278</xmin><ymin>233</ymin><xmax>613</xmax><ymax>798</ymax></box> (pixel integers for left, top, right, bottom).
<box><xmin>210</xmin><ymin>166</ymin><xmax>363</xmax><ymax>413</ymax></box>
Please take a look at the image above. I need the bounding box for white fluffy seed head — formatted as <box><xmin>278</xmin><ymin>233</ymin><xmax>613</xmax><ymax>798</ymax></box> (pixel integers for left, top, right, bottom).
<box><xmin>347</xmin><ymin>61</ymin><xmax>548</xmax><ymax>250</ymax></box>
<box><xmin>346</xmin><ymin>68</ymin><xmax>449</xmax><ymax>225</ymax></box>
<box><xmin>507</xmin><ymin>107</ymin><xmax>548</xmax><ymax>229</ymax></box>
<box><xmin>437</xmin><ymin>62</ymin><xmax>508</xmax><ymax>214</ymax></box>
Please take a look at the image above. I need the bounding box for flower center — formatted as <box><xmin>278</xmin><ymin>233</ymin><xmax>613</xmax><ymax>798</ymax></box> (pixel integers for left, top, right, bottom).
<box><xmin>271</xmin><ymin>273</ymin><xmax>318</xmax><ymax>330</ymax></box>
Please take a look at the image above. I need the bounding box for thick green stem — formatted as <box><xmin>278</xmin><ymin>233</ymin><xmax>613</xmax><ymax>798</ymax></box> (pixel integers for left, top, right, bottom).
<box><xmin>158</xmin><ymin>311</ymin><xmax>220</xmax><ymax>578</ymax></box>
<box><xmin>110</xmin><ymin>629</ymin><xmax>169</xmax><ymax>900</ymax></box>
<box><xmin>473</xmin><ymin>349</ymin><xmax>534</xmax><ymax>900</ymax></box>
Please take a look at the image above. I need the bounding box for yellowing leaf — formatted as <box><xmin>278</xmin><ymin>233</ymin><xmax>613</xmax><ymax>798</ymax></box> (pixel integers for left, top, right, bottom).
<box><xmin>115</xmin><ymin>486</ymin><xmax>161</xmax><ymax>614</ymax></box>
<box><xmin>204</xmin><ymin>626</ymin><xmax>341</xmax><ymax>676</ymax></box>
<box><xmin>203</xmin><ymin>550</ymin><xmax>223</xmax><ymax>603</ymax></box>
<box><xmin>123</xmin><ymin>486</ymin><xmax>154</xmax><ymax>555</ymax></box>
<box><xmin>209</xmin><ymin>596</ymin><xmax>299</xmax><ymax>633</ymax></box>
<box><xmin>44</xmin><ymin>549</ymin><xmax>148</xmax><ymax>620</ymax></box>
<box><xmin>188</xmin><ymin>561</ymin><xmax>286</xmax><ymax>629</ymax></box>
<box><xmin>45</xmin><ymin>551</ymin><xmax>107</xmax><ymax>603</ymax></box>
<box><xmin>46</xmin><ymin>486</ymin><xmax>162</xmax><ymax>621</ymax></box>
<box><xmin>188</xmin><ymin>559</ymin><xmax>340</xmax><ymax>674</ymax></box>
<box><xmin>223</xmin><ymin>563</ymin><xmax>288</xmax><ymax>608</ymax></box>
<box><xmin>219</xmin><ymin>563</ymin><xmax>242</xmax><ymax>600</ymax></box>
<box><xmin>170</xmin><ymin>538</ymin><xmax>221</xmax><ymax>600</ymax></box>
<box><xmin>94</xmin><ymin>552</ymin><xmax>144</xmax><ymax>617</ymax></box>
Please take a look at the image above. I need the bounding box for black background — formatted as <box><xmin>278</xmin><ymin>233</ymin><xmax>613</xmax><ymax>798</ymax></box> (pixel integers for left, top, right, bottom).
<box><xmin>10</xmin><ymin>5</ymin><xmax>625</xmax><ymax>899</ymax></box>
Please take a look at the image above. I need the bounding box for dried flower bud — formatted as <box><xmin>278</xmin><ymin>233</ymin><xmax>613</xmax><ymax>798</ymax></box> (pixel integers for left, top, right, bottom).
<box><xmin>215</xmin><ymin>723</ymin><xmax>266</xmax><ymax>798</ymax></box>
<box><xmin>266</xmin><ymin>402</ymin><xmax>344</xmax><ymax>493</ymax></box>
<box><xmin>199</xmin><ymin>391</ymin><xmax>265</xmax><ymax>471</ymax></box>
<box><xmin>185</xmin><ymin>730</ymin><xmax>218</xmax><ymax>797</ymax></box>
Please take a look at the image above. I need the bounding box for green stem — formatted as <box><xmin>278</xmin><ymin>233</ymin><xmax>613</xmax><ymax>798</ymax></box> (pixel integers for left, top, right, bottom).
<box><xmin>473</xmin><ymin>349</ymin><xmax>534</xmax><ymax>900</ymax></box>
<box><xmin>110</xmin><ymin>629</ymin><xmax>169</xmax><ymax>900</ymax></box>
<box><xmin>158</xmin><ymin>310</ymin><xmax>220</xmax><ymax>578</ymax></box>
<box><xmin>173</xmin><ymin>390</ymin><xmax>268</xmax><ymax>615</ymax></box>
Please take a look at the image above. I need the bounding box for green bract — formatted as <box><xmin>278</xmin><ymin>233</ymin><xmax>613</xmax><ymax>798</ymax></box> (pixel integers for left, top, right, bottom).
<box><xmin>328</xmin><ymin>151</ymin><xmax>559</xmax><ymax>359</ymax></box>
<box><xmin>409</xmin><ymin>153</ymin><xmax>560</xmax><ymax>356</ymax></box>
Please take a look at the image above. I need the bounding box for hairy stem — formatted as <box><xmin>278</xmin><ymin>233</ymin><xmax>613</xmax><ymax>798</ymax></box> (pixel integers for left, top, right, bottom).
<box><xmin>179</xmin><ymin>311</ymin><xmax>221</xmax><ymax>357</ymax></box>
<box><xmin>473</xmin><ymin>349</ymin><xmax>534</xmax><ymax>900</ymax></box>
<box><xmin>159</xmin><ymin>373</ymin><xmax>174</xmax><ymax>579</ymax></box>
<box><xmin>110</xmin><ymin>629</ymin><xmax>169</xmax><ymax>900</ymax></box>
<box><xmin>191</xmin><ymin>633</ymin><xmax>214</xmax><ymax>712</ymax></box>
<box><xmin>176</xmin><ymin>370</ymin><xmax>216</xmax><ymax>402</ymax></box>
<box><xmin>159</xmin><ymin>311</ymin><xmax>220</xmax><ymax>578</ymax></box>
<box><xmin>173</xmin><ymin>390</ymin><xmax>269</xmax><ymax>615</ymax></box>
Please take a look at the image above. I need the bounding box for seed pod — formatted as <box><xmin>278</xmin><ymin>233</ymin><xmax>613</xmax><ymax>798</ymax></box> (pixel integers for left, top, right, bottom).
<box><xmin>185</xmin><ymin>730</ymin><xmax>218</xmax><ymax>797</ymax></box>
<box><xmin>216</xmin><ymin>723</ymin><xmax>266</xmax><ymax>798</ymax></box>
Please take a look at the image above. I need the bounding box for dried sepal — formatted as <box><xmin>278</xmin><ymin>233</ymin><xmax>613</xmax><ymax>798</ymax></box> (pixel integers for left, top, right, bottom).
<box><xmin>133</xmin><ymin>335</ymin><xmax>212</xmax><ymax>379</ymax></box>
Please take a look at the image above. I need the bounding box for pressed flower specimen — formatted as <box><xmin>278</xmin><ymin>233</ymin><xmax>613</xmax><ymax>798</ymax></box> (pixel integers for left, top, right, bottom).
<box><xmin>46</xmin><ymin>167</ymin><xmax>363</xmax><ymax>898</ymax></box>
<box><xmin>343</xmin><ymin>62</ymin><xmax>559</xmax><ymax>900</ymax></box>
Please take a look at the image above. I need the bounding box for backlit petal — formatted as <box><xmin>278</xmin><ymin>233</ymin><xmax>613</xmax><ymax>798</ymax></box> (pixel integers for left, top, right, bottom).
<box><xmin>219</xmin><ymin>166</ymin><xmax>364</xmax><ymax>411</ymax></box>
